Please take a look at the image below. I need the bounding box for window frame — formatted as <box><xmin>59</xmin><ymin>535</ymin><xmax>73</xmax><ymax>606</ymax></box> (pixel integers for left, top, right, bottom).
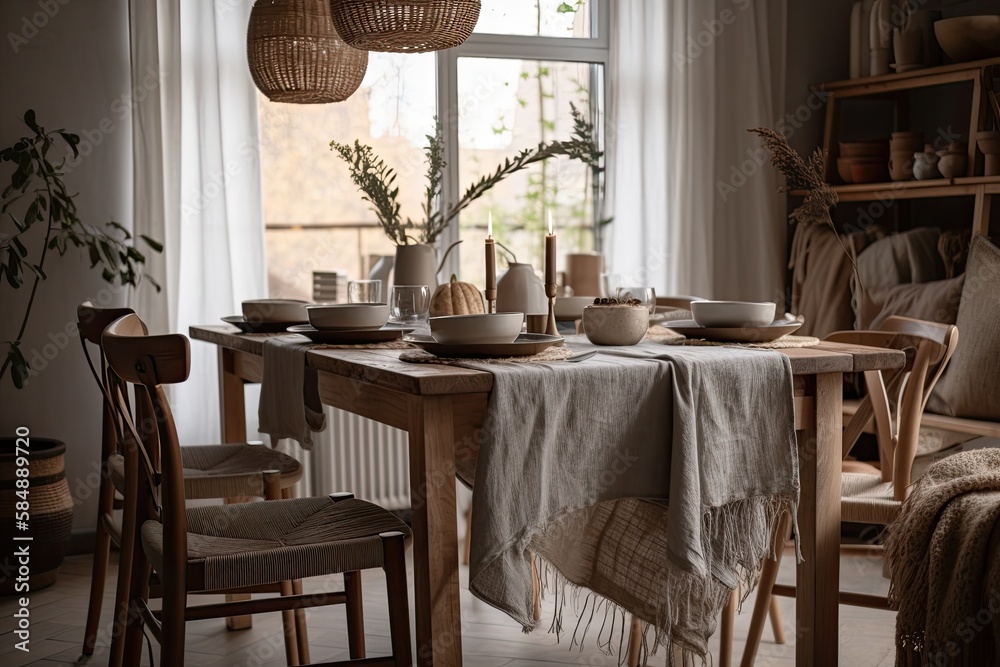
<box><xmin>435</xmin><ymin>0</ymin><xmax>610</xmax><ymax>278</ymax></box>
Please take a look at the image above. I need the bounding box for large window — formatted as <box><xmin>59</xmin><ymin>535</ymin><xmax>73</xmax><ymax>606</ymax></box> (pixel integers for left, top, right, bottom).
<box><xmin>259</xmin><ymin>1</ymin><xmax>608</xmax><ymax>298</ymax></box>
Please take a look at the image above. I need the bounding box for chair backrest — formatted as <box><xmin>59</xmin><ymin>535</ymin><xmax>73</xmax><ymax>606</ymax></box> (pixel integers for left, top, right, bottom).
<box><xmin>77</xmin><ymin>302</ymin><xmax>140</xmax><ymax>462</ymax></box>
<box><xmin>102</xmin><ymin>314</ymin><xmax>191</xmax><ymax>580</ymax></box>
<box><xmin>825</xmin><ymin>315</ymin><xmax>959</xmax><ymax>501</ymax></box>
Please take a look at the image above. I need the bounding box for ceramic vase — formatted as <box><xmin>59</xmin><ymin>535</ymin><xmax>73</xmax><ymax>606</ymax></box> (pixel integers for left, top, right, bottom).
<box><xmin>496</xmin><ymin>263</ymin><xmax>547</xmax><ymax>315</ymax></box>
<box><xmin>912</xmin><ymin>152</ymin><xmax>940</xmax><ymax>180</ymax></box>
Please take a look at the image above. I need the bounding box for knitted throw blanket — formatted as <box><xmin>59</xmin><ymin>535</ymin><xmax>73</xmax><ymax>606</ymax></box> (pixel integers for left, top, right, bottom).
<box><xmin>885</xmin><ymin>448</ymin><xmax>1000</xmax><ymax>666</ymax></box>
<box><xmin>461</xmin><ymin>340</ymin><xmax>798</xmax><ymax>663</ymax></box>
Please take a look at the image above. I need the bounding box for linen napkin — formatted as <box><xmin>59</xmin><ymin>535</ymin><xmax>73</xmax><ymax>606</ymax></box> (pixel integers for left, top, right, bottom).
<box><xmin>258</xmin><ymin>335</ymin><xmax>325</xmax><ymax>450</ymax></box>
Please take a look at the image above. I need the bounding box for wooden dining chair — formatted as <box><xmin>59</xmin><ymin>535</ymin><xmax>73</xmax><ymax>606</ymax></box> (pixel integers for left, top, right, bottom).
<box><xmin>76</xmin><ymin>303</ymin><xmax>306</xmax><ymax>663</ymax></box>
<box><xmin>102</xmin><ymin>313</ymin><xmax>413</xmax><ymax>667</ymax></box>
<box><xmin>734</xmin><ymin>315</ymin><xmax>959</xmax><ymax>666</ymax></box>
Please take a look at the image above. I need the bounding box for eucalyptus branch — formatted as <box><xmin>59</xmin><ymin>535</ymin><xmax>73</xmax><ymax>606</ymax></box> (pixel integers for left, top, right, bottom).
<box><xmin>330</xmin><ymin>139</ymin><xmax>407</xmax><ymax>245</ymax></box>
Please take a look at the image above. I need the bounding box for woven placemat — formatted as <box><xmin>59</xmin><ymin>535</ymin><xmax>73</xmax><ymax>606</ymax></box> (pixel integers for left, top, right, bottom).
<box><xmin>648</xmin><ymin>327</ymin><xmax>820</xmax><ymax>349</ymax></box>
<box><xmin>399</xmin><ymin>345</ymin><xmax>574</xmax><ymax>365</ymax></box>
<box><xmin>313</xmin><ymin>340</ymin><xmax>413</xmax><ymax>350</ymax></box>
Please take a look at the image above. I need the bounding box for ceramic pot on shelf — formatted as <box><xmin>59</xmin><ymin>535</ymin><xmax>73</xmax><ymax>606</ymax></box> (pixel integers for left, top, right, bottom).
<box><xmin>912</xmin><ymin>151</ymin><xmax>941</xmax><ymax>180</ymax></box>
<box><xmin>977</xmin><ymin>131</ymin><xmax>1000</xmax><ymax>177</ymax></box>
<box><xmin>496</xmin><ymin>263</ymin><xmax>547</xmax><ymax>317</ymax></box>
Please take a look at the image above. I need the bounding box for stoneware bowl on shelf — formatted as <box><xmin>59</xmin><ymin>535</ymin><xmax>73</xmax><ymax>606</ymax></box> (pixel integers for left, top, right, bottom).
<box><xmin>889</xmin><ymin>151</ymin><xmax>915</xmax><ymax>181</ymax></box>
<box><xmin>690</xmin><ymin>300</ymin><xmax>776</xmax><ymax>328</ymax></box>
<box><xmin>429</xmin><ymin>312</ymin><xmax>523</xmax><ymax>345</ymax></box>
<box><xmin>242</xmin><ymin>299</ymin><xmax>309</xmax><ymax>323</ymax></box>
<box><xmin>934</xmin><ymin>16</ymin><xmax>1000</xmax><ymax>63</ymax></box>
<box><xmin>839</xmin><ymin>140</ymin><xmax>889</xmax><ymax>158</ymax></box>
<box><xmin>937</xmin><ymin>152</ymin><xmax>968</xmax><ymax>179</ymax></box>
<box><xmin>837</xmin><ymin>157</ymin><xmax>855</xmax><ymax>183</ymax></box>
<box><xmin>306</xmin><ymin>303</ymin><xmax>389</xmax><ymax>330</ymax></box>
<box><xmin>850</xmin><ymin>160</ymin><xmax>890</xmax><ymax>184</ymax></box>
<box><xmin>583</xmin><ymin>304</ymin><xmax>648</xmax><ymax>346</ymax></box>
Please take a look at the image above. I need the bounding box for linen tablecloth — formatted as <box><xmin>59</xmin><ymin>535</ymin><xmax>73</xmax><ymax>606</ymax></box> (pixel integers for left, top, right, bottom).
<box><xmin>460</xmin><ymin>338</ymin><xmax>798</xmax><ymax>661</ymax></box>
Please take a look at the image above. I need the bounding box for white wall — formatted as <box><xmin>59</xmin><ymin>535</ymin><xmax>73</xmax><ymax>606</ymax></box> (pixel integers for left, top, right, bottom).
<box><xmin>0</xmin><ymin>0</ymin><xmax>133</xmax><ymax>541</ymax></box>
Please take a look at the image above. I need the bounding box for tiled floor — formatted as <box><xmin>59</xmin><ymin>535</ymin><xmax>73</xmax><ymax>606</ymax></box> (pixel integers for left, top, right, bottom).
<box><xmin>0</xmin><ymin>546</ymin><xmax>896</xmax><ymax>666</ymax></box>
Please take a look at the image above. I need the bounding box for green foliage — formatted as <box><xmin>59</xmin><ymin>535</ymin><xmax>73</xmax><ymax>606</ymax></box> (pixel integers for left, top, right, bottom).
<box><xmin>330</xmin><ymin>105</ymin><xmax>603</xmax><ymax>246</ymax></box>
<box><xmin>0</xmin><ymin>109</ymin><xmax>162</xmax><ymax>389</ymax></box>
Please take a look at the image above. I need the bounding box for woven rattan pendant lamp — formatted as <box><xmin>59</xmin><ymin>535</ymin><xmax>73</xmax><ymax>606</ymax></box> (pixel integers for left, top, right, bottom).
<box><xmin>248</xmin><ymin>0</ymin><xmax>368</xmax><ymax>104</ymax></box>
<box><xmin>329</xmin><ymin>0</ymin><xmax>481</xmax><ymax>53</ymax></box>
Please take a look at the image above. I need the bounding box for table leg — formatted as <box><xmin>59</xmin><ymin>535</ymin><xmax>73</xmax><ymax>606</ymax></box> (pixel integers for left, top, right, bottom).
<box><xmin>408</xmin><ymin>395</ymin><xmax>463</xmax><ymax>666</ymax></box>
<box><xmin>796</xmin><ymin>373</ymin><xmax>843</xmax><ymax>665</ymax></box>
<box><xmin>217</xmin><ymin>348</ymin><xmax>253</xmax><ymax>631</ymax></box>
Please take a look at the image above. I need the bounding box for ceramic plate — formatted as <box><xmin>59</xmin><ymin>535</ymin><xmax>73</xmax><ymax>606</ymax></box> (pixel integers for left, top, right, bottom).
<box><xmin>222</xmin><ymin>316</ymin><xmax>303</xmax><ymax>334</ymax></box>
<box><xmin>403</xmin><ymin>333</ymin><xmax>563</xmax><ymax>358</ymax></box>
<box><xmin>286</xmin><ymin>324</ymin><xmax>411</xmax><ymax>344</ymax></box>
<box><xmin>665</xmin><ymin>319</ymin><xmax>803</xmax><ymax>343</ymax></box>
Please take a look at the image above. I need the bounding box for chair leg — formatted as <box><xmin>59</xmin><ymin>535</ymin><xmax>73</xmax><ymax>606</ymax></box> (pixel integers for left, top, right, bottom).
<box><xmin>381</xmin><ymin>531</ymin><xmax>412</xmax><ymax>667</ymax></box>
<box><xmin>344</xmin><ymin>571</ymin><xmax>366</xmax><ymax>660</ymax></box>
<box><xmin>279</xmin><ymin>580</ymin><xmax>301</xmax><ymax>666</ymax></box>
<box><xmin>740</xmin><ymin>512</ymin><xmax>791</xmax><ymax>667</ymax></box>
<box><xmin>769</xmin><ymin>596</ymin><xmax>787</xmax><ymax>644</ymax></box>
<box><xmin>159</xmin><ymin>561</ymin><xmax>187</xmax><ymax>667</ymax></box>
<box><xmin>463</xmin><ymin>501</ymin><xmax>472</xmax><ymax>566</ymax></box>
<box><xmin>531</xmin><ymin>555</ymin><xmax>542</xmax><ymax>622</ymax></box>
<box><xmin>83</xmin><ymin>475</ymin><xmax>115</xmax><ymax>656</ymax></box>
<box><xmin>719</xmin><ymin>589</ymin><xmax>737</xmax><ymax>667</ymax></box>
<box><xmin>626</xmin><ymin>616</ymin><xmax>642</xmax><ymax>667</ymax></box>
<box><xmin>292</xmin><ymin>579</ymin><xmax>310</xmax><ymax>663</ymax></box>
<box><xmin>121</xmin><ymin>559</ymin><xmax>150</xmax><ymax>667</ymax></box>
<box><xmin>280</xmin><ymin>485</ymin><xmax>311</xmax><ymax>662</ymax></box>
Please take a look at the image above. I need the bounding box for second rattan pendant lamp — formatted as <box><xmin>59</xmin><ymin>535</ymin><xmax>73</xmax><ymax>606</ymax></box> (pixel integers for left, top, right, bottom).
<box><xmin>329</xmin><ymin>0</ymin><xmax>482</xmax><ymax>53</ymax></box>
<box><xmin>248</xmin><ymin>0</ymin><xmax>369</xmax><ymax>104</ymax></box>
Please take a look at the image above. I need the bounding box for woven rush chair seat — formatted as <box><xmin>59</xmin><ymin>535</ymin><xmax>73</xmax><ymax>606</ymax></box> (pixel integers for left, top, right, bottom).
<box><xmin>141</xmin><ymin>496</ymin><xmax>410</xmax><ymax>591</ymax></box>
<box><xmin>107</xmin><ymin>444</ymin><xmax>302</xmax><ymax>500</ymax></box>
<box><xmin>841</xmin><ymin>472</ymin><xmax>900</xmax><ymax>525</ymax></box>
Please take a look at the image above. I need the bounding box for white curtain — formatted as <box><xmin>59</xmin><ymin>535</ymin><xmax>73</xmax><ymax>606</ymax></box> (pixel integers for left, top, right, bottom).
<box><xmin>606</xmin><ymin>0</ymin><xmax>787</xmax><ymax>303</ymax></box>
<box><xmin>129</xmin><ymin>0</ymin><xmax>267</xmax><ymax>445</ymax></box>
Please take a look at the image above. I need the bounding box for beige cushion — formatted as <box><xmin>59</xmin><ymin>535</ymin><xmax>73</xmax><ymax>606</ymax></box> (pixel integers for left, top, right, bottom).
<box><xmin>857</xmin><ymin>274</ymin><xmax>964</xmax><ymax>330</ymax></box>
<box><xmin>927</xmin><ymin>236</ymin><xmax>1000</xmax><ymax>420</ymax></box>
<box><xmin>856</xmin><ymin>227</ymin><xmax>945</xmax><ymax>291</ymax></box>
<box><xmin>841</xmin><ymin>472</ymin><xmax>901</xmax><ymax>525</ymax></box>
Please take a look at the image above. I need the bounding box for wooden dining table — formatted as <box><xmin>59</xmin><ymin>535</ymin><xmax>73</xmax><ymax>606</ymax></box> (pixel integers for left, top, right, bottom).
<box><xmin>190</xmin><ymin>325</ymin><xmax>904</xmax><ymax>666</ymax></box>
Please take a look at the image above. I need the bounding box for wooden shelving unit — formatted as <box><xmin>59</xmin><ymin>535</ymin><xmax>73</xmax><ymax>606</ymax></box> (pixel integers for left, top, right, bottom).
<box><xmin>812</xmin><ymin>57</ymin><xmax>1000</xmax><ymax>237</ymax></box>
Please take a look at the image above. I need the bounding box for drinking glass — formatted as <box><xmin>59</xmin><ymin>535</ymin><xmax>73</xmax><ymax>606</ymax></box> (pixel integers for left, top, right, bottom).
<box><xmin>616</xmin><ymin>287</ymin><xmax>657</xmax><ymax>314</ymax></box>
<box><xmin>389</xmin><ymin>285</ymin><xmax>431</xmax><ymax>325</ymax></box>
<box><xmin>349</xmin><ymin>279</ymin><xmax>382</xmax><ymax>304</ymax></box>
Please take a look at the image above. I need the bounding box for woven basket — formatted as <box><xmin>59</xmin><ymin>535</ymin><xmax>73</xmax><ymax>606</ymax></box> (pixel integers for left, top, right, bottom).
<box><xmin>248</xmin><ymin>0</ymin><xmax>369</xmax><ymax>104</ymax></box>
<box><xmin>330</xmin><ymin>0</ymin><xmax>481</xmax><ymax>53</ymax></box>
<box><xmin>0</xmin><ymin>437</ymin><xmax>73</xmax><ymax>594</ymax></box>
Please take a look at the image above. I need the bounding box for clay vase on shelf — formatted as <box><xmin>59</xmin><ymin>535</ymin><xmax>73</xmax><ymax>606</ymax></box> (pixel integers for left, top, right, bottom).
<box><xmin>889</xmin><ymin>151</ymin><xmax>915</xmax><ymax>181</ymax></box>
<box><xmin>912</xmin><ymin>151</ymin><xmax>941</xmax><ymax>180</ymax></box>
<box><xmin>869</xmin><ymin>0</ymin><xmax>892</xmax><ymax>76</ymax></box>
<box><xmin>977</xmin><ymin>131</ymin><xmax>1000</xmax><ymax>177</ymax></box>
<box><xmin>937</xmin><ymin>152</ymin><xmax>968</xmax><ymax>179</ymax></box>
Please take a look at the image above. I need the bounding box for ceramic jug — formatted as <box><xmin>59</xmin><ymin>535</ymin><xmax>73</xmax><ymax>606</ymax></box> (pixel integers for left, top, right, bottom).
<box><xmin>912</xmin><ymin>152</ymin><xmax>940</xmax><ymax>181</ymax></box>
<box><xmin>496</xmin><ymin>263</ymin><xmax>547</xmax><ymax>316</ymax></box>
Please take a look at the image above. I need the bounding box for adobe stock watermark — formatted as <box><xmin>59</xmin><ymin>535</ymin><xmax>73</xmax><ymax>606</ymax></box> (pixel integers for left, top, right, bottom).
<box><xmin>7</xmin><ymin>0</ymin><xmax>72</xmax><ymax>54</ymax></box>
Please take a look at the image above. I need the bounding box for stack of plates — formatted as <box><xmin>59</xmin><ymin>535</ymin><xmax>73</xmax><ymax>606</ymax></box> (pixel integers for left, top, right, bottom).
<box><xmin>312</xmin><ymin>271</ymin><xmax>348</xmax><ymax>303</ymax></box>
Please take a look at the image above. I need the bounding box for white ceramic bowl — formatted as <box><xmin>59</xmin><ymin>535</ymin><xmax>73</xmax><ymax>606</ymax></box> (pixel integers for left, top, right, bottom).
<box><xmin>306</xmin><ymin>303</ymin><xmax>389</xmax><ymax>330</ymax></box>
<box><xmin>554</xmin><ymin>296</ymin><xmax>597</xmax><ymax>319</ymax></box>
<box><xmin>582</xmin><ymin>305</ymin><xmax>648</xmax><ymax>346</ymax></box>
<box><xmin>241</xmin><ymin>299</ymin><xmax>309</xmax><ymax>323</ymax></box>
<box><xmin>690</xmin><ymin>301</ymin><xmax>776</xmax><ymax>328</ymax></box>
<box><xmin>429</xmin><ymin>313</ymin><xmax>523</xmax><ymax>345</ymax></box>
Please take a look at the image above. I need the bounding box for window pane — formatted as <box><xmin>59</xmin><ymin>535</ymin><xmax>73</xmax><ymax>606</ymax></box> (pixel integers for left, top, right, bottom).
<box><xmin>258</xmin><ymin>52</ymin><xmax>436</xmax><ymax>300</ymax></box>
<box><xmin>456</xmin><ymin>57</ymin><xmax>602</xmax><ymax>289</ymax></box>
<box><xmin>475</xmin><ymin>0</ymin><xmax>592</xmax><ymax>38</ymax></box>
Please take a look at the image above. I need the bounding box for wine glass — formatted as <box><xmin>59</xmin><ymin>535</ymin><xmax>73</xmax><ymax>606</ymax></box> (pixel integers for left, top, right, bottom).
<box><xmin>616</xmin><ymin>287</ymin><xmax>657</xmax><ymax>314</ymax></box>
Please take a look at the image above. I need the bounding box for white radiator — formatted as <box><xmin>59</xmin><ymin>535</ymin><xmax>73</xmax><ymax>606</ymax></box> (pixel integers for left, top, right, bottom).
<box><xmin>315</xmin><ymin>407</ymin><xmax>411</xmax><ymax>510</ymax></box>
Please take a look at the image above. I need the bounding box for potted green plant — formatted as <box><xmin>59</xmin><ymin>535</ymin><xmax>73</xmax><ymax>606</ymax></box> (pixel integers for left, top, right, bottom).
<box><xmin>0</xmin><ymin>110</ymin><xmax>160</xmax><ymax>592</ymax></box>
<box><xmin>330</xmin><ymin>103</ymin><xmax>602</xmax><ymax>287</ymax></box>
<box><xmin>1</xmin><ymin>109</ymin><xmax>161</xmax><ymax>388</ymax></box>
